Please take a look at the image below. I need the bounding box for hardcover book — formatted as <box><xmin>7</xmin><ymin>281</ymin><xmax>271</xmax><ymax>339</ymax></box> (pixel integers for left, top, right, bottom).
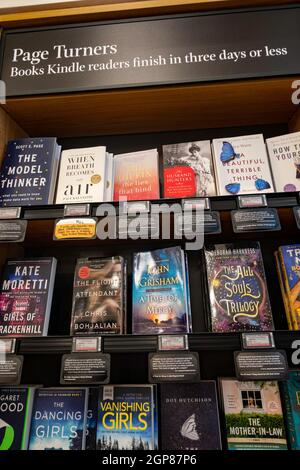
<box><xmin>132</xmin><ymin>246</ymin><xmax>191</xmax><ymax>334</ymax></box>
<box><xmin>220</xmin><ymin>379</ymin><xmax>287</xmax><ymax>450</ymax></box>
<box><xmin>212</xmin><ymin>134</ymin><xmax>274</xmax><ymax>196</ymax></box>
<box><xmin>160</xmin><ymin>382</ymin><xmax>222</xmax><ymax>450</ymax></box>
<box><xmin>204</xmin><ymin>243</ymin><xmax>274</xmax><ymax>332</ymax></box>
<box><xmin>96</xmin><ymin>385</ymin><xmax>157</xmax><ymax>450</ymax></box>
<box><xmin>282</xmin><ymin>370</ymin><xmax>300</xmax><ymax>450</ymax></box>
<box><xmin>70</xmin><ymin>256</ymin><xmax>126</xmax><ymax>336</ymax></box>
<box><xmin>86</xmin><ymin>388</ymin><xmax>98</xmax><ymax>450</ymax></box>
<box><xmin>266</xmin><ymin>131</ymin><xmax>300</xmax><ymax>192</ymax></box>
<box><xmin>0</xmin><ymin>387</ymin><xmax>35</xmax><ymax>450</ymax></box>
<box><xmin>28</xmin><ymin>388</ymin><xmax>88</xmax><ymax>450</ymax></box>
<box><xmin>277</xmin><ymin>244</ymin><xmax>300</xmax><ymax>330</ymax></box>
<box><xmin>55</xmin><ymin>146</ymin><xmax>107</xmax><ymax>204</ymax></box>
<box><xmin>163</xmin><ymin>141</ymin><xmax>216</xmax><ymax>198</ymax></box>
<box><xmin>0</xmin><ymin>258</ymin><xmax>57</xmax><ymax>337</ymax></box>
<box><xmin>113</xmin><ymin>149</ymin><xmax>159</xmax><ymax>201</ymax></box>
<box><xmin>0</xmin><ymin>137</ymin><xmax>60</xmax><ymax>206</ymax></box>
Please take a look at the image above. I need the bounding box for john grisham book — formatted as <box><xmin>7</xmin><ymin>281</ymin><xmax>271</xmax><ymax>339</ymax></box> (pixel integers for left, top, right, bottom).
<box><xmin>282</xmin><ymin>370</ymin><xmax>300</xmax><ymax>450</ymax></box>
<box><xmin>160</xmin><ymin>382</ymin><xmax>222</xmax><ymax>450</ymax></box>
<box><xmin>28</xmin><ymin>388</ymin><xmax>88</xmax><ymax>450</ymax></box>
<box><xmin>277</xmin><ymin>244</ymin><xmax>300</xmax><ymax>330</ymax></box>
<box><xmin>0</xmin><ymin>387</ymin><xmax>35</xmax><ymax>450</ymax></box>
<box><xmin>163</xmin><ymin>141</ymin><xmax>216</xmax><ymax>198</ymax></box>
<box><xmin>96</xmin><ymin>385</ymin><xmax>157</xmax><ymax>450</ymax></box>
<box><xmin>132</xmin><ymin>246</ymin><xmax>191</xmax><ymax>335</ymax></box>
<box><xmin>204</xmin><ymin>243</ymin><xmax>274</xmax><ymax>332</ymax></box>
<box><xmin>0</xmin><ymin>137</ymin><xmax>60</xmax><ymax>206</ymax></box>
<box><xmin>0</xmin><ymin>258</ymin><xmax>57</xmax><ymax>337</ymax></box>
<box><xmin>70</xmin><ymin>256</ymin><xmax>126</xmax><ymax>336</ymax></box>
<box><xmin>220</xmin><ymin>379</ymin><xmax>287</xmax><ymax>450</ymax></box>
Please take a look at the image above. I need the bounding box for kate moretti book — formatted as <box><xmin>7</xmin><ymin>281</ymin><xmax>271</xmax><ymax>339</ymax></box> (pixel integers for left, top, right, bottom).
<box><xmin>277</xmin><ymin>244</ymin><xmax>300</xmax><ymax>330</ymax></box>
<box><xmin>0</xmin><ymin>258</ymin><xmax>57</xmax><ymax>337</ymax></box>
<box><xmin>282</xmin><ymin>370</ymin><xmax>300</xmax><ymax>450</ymax></box>
<box><xmin>220</xmin><ymin>379</ymin><xmax>287</xmax><ymax>450</ymax></box>
<box><xmin>266</xmin><ymin>131</ymin><xmax>300</xmax><ymax>192</ymax></box>
<box><xmin>212</xmin><ymin>134</ymin><xmax>274</xmax><ymax>196</ymax></box>
<box><xmin>163</xmin><ymin>141</ymin><xmax>217</xmax><ymax>198</ymax></box>
<box><xmin>204</xmin><ymin>243</ymin><xmax>274</xmax><ymax>332</ymax></box>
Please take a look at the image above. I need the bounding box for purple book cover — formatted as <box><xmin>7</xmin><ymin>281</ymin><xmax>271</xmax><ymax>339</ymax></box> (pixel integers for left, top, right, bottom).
<box><xmin>204</xmin><ymin>243</ymin><xmax>274</xmax><ymax>332</ymax></box>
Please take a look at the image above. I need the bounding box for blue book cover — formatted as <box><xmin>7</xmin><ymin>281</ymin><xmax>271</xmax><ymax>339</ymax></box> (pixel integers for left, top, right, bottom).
<box><xmin>278</xmin><ymin>245</ymin><xmax>300</xmax><ymax>330</ymax></box>
<box><xmin>86</xmin><ymin>388</ymin><xmax>98</xmax><ymax>450</ymax></box>
<box><xmin>282</xmin><ymin>370</ymin><xmax>300</xmax><ymax>450</ymax></box>
<box><xmin>0</xmin><ymin>137</ymin><xmax>59</xmax><ymax>206</ymax></box>
<box><xmin>96</xmin><ymin>385</ymin><xmax>156</xmax><ymax>450</ymax></box>
<box><xmin>0</xmin><ymin>387</ymin><xmax>34</xmax><ymax>450</ymax></box>
<box><xmin>28</xmin><ymin>388</ymin><xmax>88</xmax><ymax>450</ymax></box>
<box><xmin>132</xmin><ymin>246</ymin><xmax>190</xmax><ymax>334</ymax></box>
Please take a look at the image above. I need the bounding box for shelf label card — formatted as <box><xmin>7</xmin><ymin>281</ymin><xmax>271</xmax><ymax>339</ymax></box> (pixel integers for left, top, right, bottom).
<box><xmin>0</xmin><ymin>207</ymin><xmax>21</xmax><ymax>220</ymax></box>
<box><xmin>174</xmin><ymin>211</ymin><xmax>221</xmax><ymax>236</ymax></box>
<box><xmin>158</xmin><ymin>335</ymin><xmax>189</xmax><ymax>351</ymax></box>
<box><xmin>234</xmin><ymin>350</ymin><xmax>288</xmax><ymax>381</ymax></box>
<box><xmin>0</xmin><ymin>338</ymin><xmax>16</xmax><ymax>355</ymax></box>
<box><xmin>238</xmin><ymin>194</ymin><xmax>267</xmax><ymax>208</ymax></box>
<box><xmin>242</xmin><ymin>332</ymin><xmax>275</xmax><ymax>350</ymax></box>
<box><xmin>231</xmin><ymin>208</ymin><xmax>280</xmax><ymax>233</ymax></box>
<box><xmin>119</xmin><ymin>200</ymin><xmax>150</xmax><ymax>215</ymax></box>
<box><xmin>64</xmin><ymin>204</ymin><xmax>91</xmax><ymax>217</ymax></box>
<box><xmin>182</xmin><ymin>198</ymin><xmax>210</xmax><ymax>211</ymax></box>
<box><xmin>54</xmin><ymin>217</ymin><xmax>97</xmax><ymax>240</ymax></box>
<box><xmin>118</xmin><ymin>213</ymin><xmax>159</xmax><ymax>239</ymax></box>
<box><xmin>0</xmin><ymin>355</ymin><xmax>23</xmax><ymax>385</ymax></box>
<box><xmin>293</xmin><ymin>206</ymin><xmax>300</xmax><ymax>229</ymax></box>
<box><xmin>148</xmin><ymin>351</ymin><xmax>200</xmax><ymax>383</ymax></box>
<box><xmin>72</xmin><ymin>337</ymin><xmax>102</xmax><ymax>353</ymax></box>
<box><xmin>0</xmin><ymin>220</ymin><xmax>27</xmax><ymax>242</ymax></box>
<box><xmin>60</xmin><ymin>353</ymin><xmax>110</xmax><ymax>384</ymax></box>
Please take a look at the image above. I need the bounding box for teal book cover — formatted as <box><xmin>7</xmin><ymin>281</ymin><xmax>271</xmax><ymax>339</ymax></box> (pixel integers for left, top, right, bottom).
<box><xmin>282</xmin><ymin>370</ymin><xmax>300</xmax><ymax>450</ymax></box>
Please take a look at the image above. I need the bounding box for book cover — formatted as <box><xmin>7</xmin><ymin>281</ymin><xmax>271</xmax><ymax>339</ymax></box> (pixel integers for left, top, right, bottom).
<box><xmin>0</xmin><ymin>137</ymin><xmax>60</xmax><ymax>206</ymax></box>
<box><xmin>70</xmin><ymin>256</ymin><xmax>125</xmax><ymax>336</ymax></box>
<box><xmin>220</xmin><ymin>379</ymin><xmax>287</xmax><ymax>450</ymax></box>
<box><xmin>86</xmin><ymin>388</ymin><xmax>98</xmax><ymax>450</ymax></box>
<box><xmin>55</xmin><ymin>146</ymin><xmax>107</xmax><ymax>204</ymax></box>
<box><xmin>278</xmin><ymin>244</ymin><xmax>300</xmax><ymax>330</ymax></box>
<box><xmin>113</xmin><ymin>149</ymin><xmax>159</xmax><ymax>201</ymax></box>
<box><xmin>212</xmin><ymin>134</ymin><xmax>274</xmax><ymax>196</ymax></box>
<box><xmin>204</xmin><ymin>243</ymin><xmax>274</xmax><ymax>332</ymax></box>
<box><xmin>96</xmin><ymin>385</ymin><xmax>156</xmax><ymax>450</ymax></box>
<box><xmin>163</xmin><ymin>141</ymin><xmax>216</xmax><ymax>198</ymax></box>
<box><xmin>275</xmin><ymin>251</ymin><xmax>294</xmax><ymax>330</ymax></box>
<box><xmin>28</xmin><ymin>388</ymin><xmax>88</xmax><ymax>450</ymax></box>
<box><xmin>0</xmin><ymin>258</ymin><xmax>57</xmax><ymax>337</ymax></box>
<box><xmin>132</xmin><ymin>246</ymin><xmax>190</xmax><ymax>334</ymax></box>
<box><xmin>282</xmin><ymin>370</ymin><xmax>300</xmax><ymax>450</ymax></box>
<box><xmin>160</xmin><ymin>382</ymin><xmax>222</xmax><ymax>450</ymax></box>
<box><xmin>0</xmin><ymin>387</ymin><xmax>34</xmax><ymax>450</ymax></box>
<box><xmin>266</xmin><ymin>131</ymin><xmax>300</xmax><ymax>192</ymax></box>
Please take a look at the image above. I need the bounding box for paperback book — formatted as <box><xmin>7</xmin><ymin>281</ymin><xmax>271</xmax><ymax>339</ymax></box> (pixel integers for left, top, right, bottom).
<box><xmin>96</xmin><ymin>385</ymin><xmax>157</xmax><ymax>450</ymax></box>
<box><xmin>160</xmin><ymin>382</ymin><xmax>222</xmax><ymax>450</ymax></box>
<box><xmin>282</xmin><ymin>370</ymin><xmax>300</xmax><ymax>450</ymax></box>
<box><xmin>70</xmin><ymin>256</ymin><xmax>126</xmax><ymax>336</ymax></box>
<box><xmin>220</xmin><ymin>379</ymin><xmax>287</xmax><ymax>450</ymax></box>
<box><xmin>0</xmin><ymin>137</ymin><xmax>60</xmax><ymax>206</ymax></box>
<box><xmin>212</xmin><ymin>134</ymin><xmax>274</xmax><ymax>196</ymax></box>
<box><xmin>28</xmin><ymin>388</ymin><xmax>88</xmax><ymax>450</ymax></box>
<box><xmin>163</xmin><ymin>141</ymin><xmax>216</xmax><ymax>198</ymax></box>
<box><xmin>132</xmin><ymin>246</ymin><xmax>191</xmax><ymax>334</ymax></box>
<box><xmin>277</xmin><ymin>244</ymin><xmax>300</xmax><ymax>330</ymax></box>
<box><xmin>266</xmin><ymin>131</ymin><xmax>300</xmax><ymax>192</ymax></box>
<box><xmin>204</xmin><ymin>243</ymin><xmax>274</xmax><ymax>332</ymax></box>
<box><xmin>0</xmin><ymin>387</ymin><xmax>35</xmax><ymax>450</ymax></box>
<box><xmin>86</xmin><ymin>388</ymin><xmax>98</xmax><ymax>450</ymax></box>
<box><xmin>0</xmin><ymin>258</ymin><xmax>57</xmax><ymax>337</ymax></box>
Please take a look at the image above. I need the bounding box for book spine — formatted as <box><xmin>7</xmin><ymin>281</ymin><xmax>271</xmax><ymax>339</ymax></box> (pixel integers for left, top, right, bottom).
<box><xmin>21</xmin><ymin>387</ymin><xmax>35</xmax><ymax>450</ymax></box>
<box><xmin>43</xmin><ymin>259</ymin><xmax>57</xmax><ymax>336</ymax></box>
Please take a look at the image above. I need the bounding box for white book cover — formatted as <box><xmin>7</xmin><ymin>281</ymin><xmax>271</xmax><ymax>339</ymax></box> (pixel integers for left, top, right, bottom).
<box><xmin>266</xmin><ymin>131</ymin><xmax>300</xmax><ymax>192</ymax></box>
<box><xmin>212</xmin><ymin>134</ymin><xmax>274</xmax><ymax>196</ymax></box>
<box><xmin>55</xmin><ymin>146</ymin><xmax>106</xmax><ymax>204</ymax></box>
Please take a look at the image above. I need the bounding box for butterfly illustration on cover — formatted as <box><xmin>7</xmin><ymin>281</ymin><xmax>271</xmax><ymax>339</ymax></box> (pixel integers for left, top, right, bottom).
<box><xmin>180</xmin><ymin>414</ymin><xmax>199</xmax><ymax>441</ymax></box>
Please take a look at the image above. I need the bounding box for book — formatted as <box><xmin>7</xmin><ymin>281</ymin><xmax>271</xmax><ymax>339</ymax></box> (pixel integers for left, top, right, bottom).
<box><xmin>55</xmin><ymin>146</ymin><xmax>107</xmax><ymax>204</ymax></box>
<box><xmin>219</xmin><ymin>379</ymin><xmax>287</xmax><ymax>450</ymax></box>
<box><xmin>163</xmin><ymin>141</ymin><xmax>217</xmax><ymax>198</ymax></box>
<box><xmin>96</xmin><ymin>385</ymin><xmax>157</xmax><ymax>450</ymax></box>
<box><xmin>266</xmin><ymin>131</ymin><xmax>300</xmax><ymax>192</ymax></box>
<box><xmin>86</xmin><ymin>388</ymin><xmax>98</xmax><ymax>450</ymax></box>
<box><xmin>132</xmin><ymin>246</ymin><xmax>191</xmax><ymax>334</ymax></box>
<box><xmin>28</xmin><ymin>388</ymin><xmax>88</xmax><ymax>450</ymax></box>
<box><xmin>0</xmin><ymin>137</ymin><xmax>60</xmax><ymax>206</ymax></box>
<box><xmin>160</xmin><ymin>382</ymin><xmax>222</xmax><ymax>450</ymax></box>
<box><xmin>113</xmin><ymin>149</ymin><xmax>159</xmax><ymax>201</ymax></box>
<box><xmin>0</xmin><ymin>387</ymin><xmax>35</xmax><ymax>450</ymax></box>
<box><xmin>0</xmin><ymin>258</ymin><xmax>57</xmax><ymax>337</ymax></box>
<box><xmin>282</xmin><ymin>370</ymin><xmax>300</xmax><ymax>450</ymax></box>
<box><xmin>70</xmin><ymin>256</ymin><xmax>126</xmax><ymax>336</ymax></box>
<box><xmin>275</xmin><ymin>251</ymin><xmax>294</xmax><ymax>330</ymax></box>
<box><xmin>277</xmin><ymin>245</ymin><xmax>300</xmax><ymax>330</ymax></box>
<box><xmin>212</xmin><ymin>134</ymin><xmax>274</xmax><ymax>196</ymax></box>
<box><xmin>204</xmin><ymin>243</ymin><xmax>274</xmax><ymax>332</ymax></box>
